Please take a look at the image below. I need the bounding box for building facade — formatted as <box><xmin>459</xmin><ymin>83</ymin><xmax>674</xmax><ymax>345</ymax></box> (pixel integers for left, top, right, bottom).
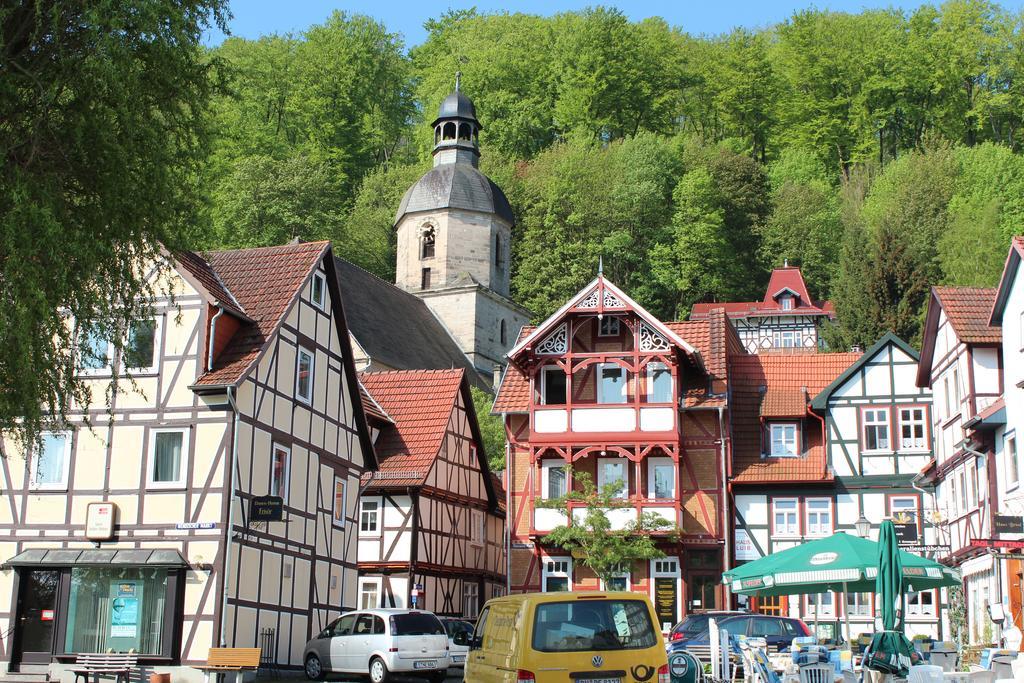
<box><xmin>917</xmin><ymin>286</ymin><xmax>1003</xmax><ymax>644</ymax></box>
<box><xmin>0</xmin><ymin>242</ymin><xmax>375</xmax><ymax>679</ymax></box>
<box><xmin>393</xmin><ymin>80</ymin><xmax>530</xmax><ymax>377</ymax></box>
<box><xmin>730</xmin><ymin>334</ymin><xmax>942</xmax><ymax>639</ymax></box>
<box><xmin>494</xmin><ymin>275</ymin><xmax>734</xmax><ymax>631</ymax></box>
<box><xmin>690</xmin><ymin>266</ymin><xmax>834</xmax><ymax>354</ymax></box>
<box><xmin>355</xmin><ymin>370</ymin><xmax>506</xmax><ymax>619</ymax></box>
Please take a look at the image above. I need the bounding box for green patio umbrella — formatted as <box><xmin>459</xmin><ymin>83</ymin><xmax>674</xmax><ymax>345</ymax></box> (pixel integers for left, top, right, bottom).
<box><xmin>864</xmin><ymin>520</ymin><xmax>915</xmax><ymax>677</ymax></box>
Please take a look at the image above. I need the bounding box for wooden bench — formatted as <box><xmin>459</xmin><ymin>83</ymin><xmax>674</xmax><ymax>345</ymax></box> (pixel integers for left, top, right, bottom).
<box><xmin>71</xmin><ymin>652</ymin><xmax>138</xmax><ymax>683</ymax></box>
<box><xmin>195</xmin><ymin>647</ymin><xmax>262</xmax><ymax>683</ymax></box>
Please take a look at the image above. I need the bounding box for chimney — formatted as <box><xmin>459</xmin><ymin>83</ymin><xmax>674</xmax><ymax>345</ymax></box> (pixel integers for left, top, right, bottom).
<box><xmin>492</xmin><ymin>363</ymin><xmax>504</xmax><ymax>392</ymax></box>
<box><xmin>850</xmin><ymin>344</ymin><xmax>862</xmax><ymax>353</ymax></box>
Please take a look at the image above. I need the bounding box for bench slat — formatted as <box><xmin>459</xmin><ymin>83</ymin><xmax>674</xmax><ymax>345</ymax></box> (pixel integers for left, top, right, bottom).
<box><xmin>203</xmin><ymin>647</ymin><xmax>262</xmax><ymax>670</ymax></box>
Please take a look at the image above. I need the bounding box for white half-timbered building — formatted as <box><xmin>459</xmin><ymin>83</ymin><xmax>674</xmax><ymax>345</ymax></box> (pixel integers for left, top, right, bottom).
<box><xmin>0</xmin><ymin>241</ymin><xmax>376</xmax><ymax>680</ymax></box>
<box><xmin>357</xmin><ymin>369</ymin><xmax>505</xmax><ymax>618</ymax></box>
<box><xmin>691</xmin><ymin>266</ymin><xmax>833</xmax><ymax>354</ymax></box>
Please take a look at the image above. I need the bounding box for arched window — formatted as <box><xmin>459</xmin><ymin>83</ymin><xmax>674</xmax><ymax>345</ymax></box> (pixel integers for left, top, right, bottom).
<box><xmin>421</xmin><ymin>226</ymin><xmax>436</xmax><ymax>259</ymax></box>
<box><xmin>500</xmin><ymin>319</ymin><xmax>507</xmax><ymax>346</ymax></box>
<box><xmin>442</xmin><ymin>122</ymin><xmax>456</xmax><ymax>140</ymax></box>
<box><xmin>458</xmin><ymin>123</ymin><xmax>472</xmax><ymax>141</ymax></box>
<box><xmin>494</xmin><ymin>238</ymin><xmax>502</xmax><ymax>267</ymax></box>
<box><xmin>434</xmin><ymin>126</ymin><xmax>441</xmax><ymax>145</ymax></box>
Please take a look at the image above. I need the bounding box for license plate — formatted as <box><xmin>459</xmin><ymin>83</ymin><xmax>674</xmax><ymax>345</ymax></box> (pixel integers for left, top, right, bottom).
<box><xmin>413</xmin><ymin>661</ymin><xmax>437</xmax><ymax>670</ymax></box>
<box><xmin>452</xmin><ymin>656</ymin><xmax>465</xmax><ymax>664</ymax></box>
<box><xmin>580</xmin><ymin>678</ymin><xmax>620</xmax><ymax>683</ymax></box>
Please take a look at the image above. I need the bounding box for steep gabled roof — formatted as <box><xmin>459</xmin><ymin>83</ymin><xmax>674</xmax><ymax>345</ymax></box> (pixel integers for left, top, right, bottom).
<box><xmin>333</xmin><ymin>257</ymin><xmax>489</xmax><ymax>390</ymax></box>
<box><xmin>990</xmin><ymin>237</ymin><xmax>1024</xmax><ymax>325</ymax></box>
<box><xmin>360</xmin><ymin>369</ymin><xmax>498</xmax><ymax>507</ymax></box>
<box><xmin>917</xmin><ymin>286</ymin><xmax>1000</xmax><ymax>386</ymax></box>
<box><xmin>173</xmin><ymin>249</ymin><xmax>248</xmax><ymax>319</ymax></box>
<box><xmin>810</xmin><ymin>332</ymin><xmax>919</xmax><ymax>411</ymax></box>
<box><xmin>690</xmin><ymin>266</ymin><xmax>833</xmax><ymax>321</ymax></box>
<box><xmin>731</xmin><ymin>352</ymin><xmax>860</xmax><ymax>483</ymax></box>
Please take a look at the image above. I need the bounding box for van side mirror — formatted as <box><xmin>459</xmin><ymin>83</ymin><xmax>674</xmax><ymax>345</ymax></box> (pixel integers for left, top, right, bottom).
<box><xmin>453</xmin><ymin>632</ymin><xmax>470</xmax><ymax>647</ymax></box>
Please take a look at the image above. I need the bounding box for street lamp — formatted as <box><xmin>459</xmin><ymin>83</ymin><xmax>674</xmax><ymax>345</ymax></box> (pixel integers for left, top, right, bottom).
<box><xmin>855</xmin><ymin>514</ymin><xmax>871</xmax><ymax>538</ymax></box>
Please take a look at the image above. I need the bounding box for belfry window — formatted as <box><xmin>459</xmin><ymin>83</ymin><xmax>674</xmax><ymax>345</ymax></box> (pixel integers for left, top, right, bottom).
<box><xmin>458</xmin><ymin>122</ymin><xmax>472</xmax><ymax>141</ymax></box>
<box><xmin>442</xmin><ymin>122</ymin><xmax>456</xmax><ymax>140</ymax></box>
<box><xmin>421</xmin><ymin>226</ymin><xmax>436</xmax><ymax>259</ymax></box>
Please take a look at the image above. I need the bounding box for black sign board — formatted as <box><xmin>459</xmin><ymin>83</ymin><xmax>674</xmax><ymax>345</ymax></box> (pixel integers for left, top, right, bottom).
<box><xmin>894</xmin><ymin>522</ymin><xmax>919</xmax><ymax>544</ymax></box>
<box><xmin>995</xmin><ymin>515</ymin><xmax>1024</xmax><ymax>534</ymax></box>
<box><xmin>655</xmin><ymin>577</ymin><xmax>677</xmax><ymax>627</ymax></box>
<box><xmin>250</xmin><ymin>496</ymin><xmax>283</xmax><ymax>522</ymax></box>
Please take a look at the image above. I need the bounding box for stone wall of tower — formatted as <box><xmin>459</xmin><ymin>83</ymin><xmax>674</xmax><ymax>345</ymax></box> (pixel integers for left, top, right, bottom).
<box><xmin>395</xmin><ymin>208</ymin><xmax>512</xmax><ymax>297</ymax></box>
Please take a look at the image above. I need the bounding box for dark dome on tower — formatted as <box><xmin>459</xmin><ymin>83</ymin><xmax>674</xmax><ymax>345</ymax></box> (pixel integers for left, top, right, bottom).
<box><xmin>432</xmin><ymin>90</ymin><xmax>478</xmax><ymax>126</ymax></box>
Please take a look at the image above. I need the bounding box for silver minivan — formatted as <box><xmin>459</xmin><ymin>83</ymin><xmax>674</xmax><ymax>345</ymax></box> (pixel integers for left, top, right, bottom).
<box><xmin>303</xmin><ymin>609</ymin><xmax>450</xmax><ymax>682</ymax></box>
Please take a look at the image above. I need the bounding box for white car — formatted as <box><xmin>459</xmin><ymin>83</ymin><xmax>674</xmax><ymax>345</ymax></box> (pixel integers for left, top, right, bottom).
<box><xmin>303</xmin><ymin>609</ymin><xmax>451</xmax><ymax>683</ymax></box>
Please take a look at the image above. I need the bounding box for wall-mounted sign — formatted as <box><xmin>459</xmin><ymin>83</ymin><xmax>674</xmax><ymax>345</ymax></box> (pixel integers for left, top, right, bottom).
<box><xmin>250</xmin><ymin>496</ymin><xmax>283</xmax><ymax>522</ymax></box>
<box><xmin>899</xmin><ymin>544</ymin><xmax>949</xmax><ymax>554</ymax></box>
<box><xmin>995</xmin><ymin>515</ymin><xmax>1024</xmax><ymax>534</ymax></box>
<box><xmin>734</xmin><ymin>530</ymin><xmax>760</xmax><ymax>561</ymax></box>
<box><xmin>86</xmin><ymin>502</ymin><xmax>116</xmax><ymax>540</ymax></box>
<box><xmin>175</xmin><ymin>522</ymin><xmax>216</xmax><ymax>530</ymax></box>
<box><xmin>894</xmin><ymin>522</ymin><xmax>919</xmax><ymax>545</ymax></box>
<box><xmin>971</xmin><ymin>538</ymin><xmax>1024</xmax><ymax>550</ymax></box>
<box><xmin>41</xmin><ymin>609</ymin><xmax>54</xmax><ymax>621</ymax></box>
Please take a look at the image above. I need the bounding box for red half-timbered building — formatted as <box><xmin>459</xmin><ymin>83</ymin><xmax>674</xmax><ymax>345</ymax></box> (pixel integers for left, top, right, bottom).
<box><xmin>494</xmin><ymin>275</ymin><xmax>737</xmax><ymax>630</ymax></box>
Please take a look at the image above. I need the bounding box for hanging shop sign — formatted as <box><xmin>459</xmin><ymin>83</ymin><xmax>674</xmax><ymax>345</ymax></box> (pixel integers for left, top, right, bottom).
<box><xmin>970</xmin><ymin>538</ymin><xmax>1024</xmax><ymax>550</ymax></box>
<box><xmin>250</xmin><ymin>496</ymin><xmax>284</xmax><ymax>522</ymax></box>
<box><xmin>86</xmin><ymin>502</ymin><xmax>117</xmax><ymax>541</ymax></box>
<box><xmin>994</xmin><ymin>515</ymin><xmax>1024</xmax><ymax>534</ymax></box>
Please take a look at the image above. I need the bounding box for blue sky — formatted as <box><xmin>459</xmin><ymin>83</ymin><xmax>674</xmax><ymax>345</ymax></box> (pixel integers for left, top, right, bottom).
<box><xmin>204</xmin><ymin>0</ymin><xmax>1023</xmax><ymax>47</ymax></box>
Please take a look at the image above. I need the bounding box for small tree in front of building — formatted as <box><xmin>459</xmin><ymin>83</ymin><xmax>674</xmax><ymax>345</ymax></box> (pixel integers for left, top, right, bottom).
<box><xmin>539</xmin><ymin>468</ymin><xmax>678</xmax><ymax>585</ymax></box>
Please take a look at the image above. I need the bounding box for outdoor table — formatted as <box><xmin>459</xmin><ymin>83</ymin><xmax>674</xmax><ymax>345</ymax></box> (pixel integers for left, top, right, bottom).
<box><xmin>941</xmin><ymin>673</ymin><xmax>970</xmax><ymax>683</ymax></box>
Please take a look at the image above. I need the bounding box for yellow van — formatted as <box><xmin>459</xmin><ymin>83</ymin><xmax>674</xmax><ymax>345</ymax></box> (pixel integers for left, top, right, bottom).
<box><xmin>459</xmin><ymin>592</ymin><xmax>669</xmax><ymax>683</ymax></box>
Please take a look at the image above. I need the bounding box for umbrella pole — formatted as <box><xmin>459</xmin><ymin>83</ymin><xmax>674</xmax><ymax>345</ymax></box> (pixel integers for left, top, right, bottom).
<box><xmin>843</xmin><ymin>582</ymin><xmax>851</xmax><ymax>648</ymax></box>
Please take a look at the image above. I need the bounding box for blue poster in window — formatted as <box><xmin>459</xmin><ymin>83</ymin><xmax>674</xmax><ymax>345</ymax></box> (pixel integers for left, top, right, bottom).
<box><xmin>110</xmin><ymin>582</ymin><xmax>139</xmax><ymax>638</ymax></box>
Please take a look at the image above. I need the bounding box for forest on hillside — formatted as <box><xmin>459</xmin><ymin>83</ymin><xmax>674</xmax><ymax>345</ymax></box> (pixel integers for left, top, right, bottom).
<box><xmin>200</xmin><ymin>1</ymin><xmax>1024</xmax><ymax>349</ymax></box>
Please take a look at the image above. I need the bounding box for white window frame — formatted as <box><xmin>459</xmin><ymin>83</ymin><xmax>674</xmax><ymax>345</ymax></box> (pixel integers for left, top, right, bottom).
<box><xmin>358</xmin><ymin>576</ymin><xmax>381</xmax><ymax>610</ymax></box>
<box><xmin>779</xmin><ymin>295</ymin><xmax>794</xmax><ymax>311</ymax></box>
<box><xmin>845</xmin><ymin>592</ymin><xmax>872</xmax><ymax>618</ymax></box>
<box><xmin>146</xmin><ymin>428</ymin><xmax>189</xmax><ymax>489</ymax></box>
<box><xmin>271</xmin><ymin>444</ymin><xmax>290</xmax><ymax>503</ymax></box>
<box><xmin>1007</xmin><ymin>434</ymin><xmax>1019</xmax><ymax>490</ymax></box>
<box><xmin>958</xmin><ymin>469</ymin><xmax>968</xmax><ymax>511</ymax></box>
<box><xmin>539</xmin><ymin>365</ymin><xmax>567</xmax><ymax>406</ymax></box>
<box><xmin>598</xmin><ymin>457</ymin><xmax>629</xmax><ymax>499</ymax></box>
<box><xmin>898</xmin><ymin>406</ymin><xmax>928</xmax><ymax>452</ymax></box>
<box><xmin>768</xmin><ymin>423</ymin><xmax>799</xmax><ymax>457</ymax></box>
<box><xmin>463</xmin><ymin>581</ymin><xmax>479</xmax><ymax>618</ymax></box>
<box><xmin>123</xmin><ymin>316</ymin><xmax>163</xmax><ymax>375</ymax></box>
<box><xmin>862</xmin><ymin>408</ymin><xmax>891</xmax><ymax>453</ymax></box>
<box><xmin>541</xmin><ymin>460</ymin><xmax>568</xmax><ymax>500</ymax></box>
<box><xmin>296</xmin><ymin>346</ymin><xmax>314</xmax><ymax>405</ymax></box>
<box><xmin>311</xmin><ymin>272</ymin><xmax>326</xmax><ymax>310</ymax></box>
<box><xmin>773</xmin><ymin>498</ymin><xmax>799</xmax><ymax>537</ymax></box>
<box><xmin>807</xmin><ymin>592</ymin><xmax>835</xmax><ymax>618</ymax></box>
<box><xmin>333</xmin><ymin>477</ymin><xmax>347</xmax><ymax>528</ymax></box>
<box><xmin>29</xmin><ymin>431</ymin><xmax>72</xmax><ymax>491</ymax></box>
<box><xmin>542</xmin><ymin>556</ymin><xmax>572</xmax><ymax>592</ymax></box>
<box><xmin>470</xmin><ymin>508</ymin><xmax>484</xmax><ymax>546</ymax></box>
<box><xmin>968</xmin><ymin>461</ymin><xmax>978</xmax><ymax>508</ymax></box>
<box><xmin>647</xmin><ymin>457</ymin><xmax>676</xmax><ymax>500</ymax></box>
<box><xmin>598</xmin><ymin>317</ymin><xmax>621</xmax><ymax>337</ymax></box>
<box><xmin>943</xmin><ymin>375</ymin><xmax>952</xmax><ymax>419</ymax></box>
<box><xmin>906</xmin><ymin>590</ymin><xmax>936</xmax><ymax>617</ymax></box>
<box><xmin>805</xmin><ymin>498</ymin><xmax>832</xmax><ymax>537</ymax></box>
<box><xmin>774</xmin><ymin>330</ymin><xmax>799</xmax><ymax>348</ymax></box>
<box><xmin>596</xmin><ymin>363</ymin><xmax>628</xmax><ymax>404</ymax></box>
<box><xmin>77</xmin><ymin>326</ymin><xmax>114</xmax><ymax>376</ymax></box>
<box><xmin>646</xmin><ymin>362</ymin><xmax>673</xmax><ymax>404</ymax></box>
<box><xmin>359</xmin><ymin>498</ymin><xmax>381</xmax><ymax>536</ymax></box>
<box><xmin>602</xmin><ymin>564</ymin><xmax>631</xmax><ymax>592</ymax></box>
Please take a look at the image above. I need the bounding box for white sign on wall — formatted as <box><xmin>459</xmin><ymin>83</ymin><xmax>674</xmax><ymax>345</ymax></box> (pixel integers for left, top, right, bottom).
<box><xmin>86</xmin><ymin>502</ymin><xmax>116</xmax><ymax>541</ymax></box>
<box><xmin>735</xmin><ymin>529</ymin><xmax>761</xmax><ymax>561</ymax></box>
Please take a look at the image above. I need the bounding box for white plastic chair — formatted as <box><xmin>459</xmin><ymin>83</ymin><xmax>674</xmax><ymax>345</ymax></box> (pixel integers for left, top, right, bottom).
<box><xmin>841</xmin><ymin>670</ymin><xmax>858</xmax><ymax>683</ymax></box>
<box><xmin>929</xmin><ymin>652</ymin><xmax>957</xmax><ymax>672</ymax></box>
<box><xmin>908</xmin><ymin>665</ymin><xmax>944</xmax><ymax>683</ymax></box>
<box><xmin>966</xmin><ymin>670</ymin><xmax>995</xmax><ymax>683</ymax></box>
<box><xmin>798</xmin><ymin>663</ymin><xmax>834</xmax><ymax>683</ymax></box>
<box><xmin>989</xmin><ymin>658</ymin><xmax>1014</xmax><ymax>681</ymax></box>
<box><xmin>1011</xmin><ymin>656</ymin><xmax>1024</xmax><ymax>681</ymax></box>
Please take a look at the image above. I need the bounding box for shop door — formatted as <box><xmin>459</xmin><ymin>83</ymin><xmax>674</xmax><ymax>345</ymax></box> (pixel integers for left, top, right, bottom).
<box><xmin>13</xmin><ymin>570</ymin><xmax>60</xmax><ymax>666</ymax></box>
<box><xmin>688</xmin><ymin>574</ymin><xmax>719</xmax><ymax>612</ymax></box>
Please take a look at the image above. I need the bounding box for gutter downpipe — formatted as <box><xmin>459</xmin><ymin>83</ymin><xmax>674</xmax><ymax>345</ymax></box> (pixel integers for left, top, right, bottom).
<box><xmin>219</xmin><ymin>384</ymin><xmax>241</xmax><ymax>647</ymax></box>
<box><xmin>718</xmin><ymin>405</ymin><xmax>731</xmax><ymax>605</ymax></box>
<box><xmin>504</xmin><ymin>433</ymin><xmax>512</xmax><ymax>594</ymax></box>
<box><xmin>208</xmin><ymin>305</ymin><xmax>225</xmax><ymax>372</ymax></box>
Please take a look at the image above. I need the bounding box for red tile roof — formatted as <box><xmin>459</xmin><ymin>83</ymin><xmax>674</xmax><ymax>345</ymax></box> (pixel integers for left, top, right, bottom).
<box><xmin>174</xmin><ymin>249</ymin><xmax>247</xmax><ymax>319</ymax></box>
<box><xmin>691</xmin><ymin>266</ymin><xmax>833</xmax><ymax>320</ymax></box>
<box><xmin>933</xmin><ymin>286</ymin><xmax>1001</xmax><ymax>344</ymax></box>
<box><xmin>760</xmin><ymin>389</ymin><xmax>808</xmax><ymax>417</ymax></box>
<box><xmin>192</xmin><ymin>241</ymin><xmax>330</xmax><ymax>386</ymax></box>
<box><xmin>360</xmin><ymin>369</ymin><xmax>465</xmax><ymax>488</ymax></box>
<box><xmin>730</xmin><ymin>352</ymin><xmax>860</xmax><ymax>483</ymax></box>
<box><xmin>493</xmin><ymin>326</ymin><xmax>536</xmax><ymax>413</ymax></box>
<box><xmin>358</xmin><ymin>382</ymin><xmax>392</xmax><ymax>424</ymax></box>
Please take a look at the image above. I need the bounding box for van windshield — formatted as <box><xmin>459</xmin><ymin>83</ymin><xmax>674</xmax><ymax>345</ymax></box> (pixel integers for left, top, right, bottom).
<box><xmin>391</xmin><ymin>613</ymin><xmax>445</xmax><ymax>636</ymax></box>
<box><xmin>532</xmin><ymin>600</ymin><xmax>658</xmax><ymax>652</ymax></box>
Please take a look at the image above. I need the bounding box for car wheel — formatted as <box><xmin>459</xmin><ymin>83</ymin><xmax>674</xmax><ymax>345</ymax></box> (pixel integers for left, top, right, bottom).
<box><xmin>369</xmin><ymin>657</ymin><xmax>389</xmax><ymax>683</ymax></box>
<box><xmin>305</xmin><ymin>654</ymin><xmax>326</xmax><ymax>681</ymax></box>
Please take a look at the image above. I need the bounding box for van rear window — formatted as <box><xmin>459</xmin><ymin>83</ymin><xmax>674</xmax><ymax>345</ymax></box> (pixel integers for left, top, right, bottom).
<box><xmin>391</xmin><ymin>613</ymin><xmax>445</xmax><ymax>636</ymax></box>
<box><xmin>532</xmin><ymin>600</ymin><xmax>658</xmax><ymax>652</ymax></box>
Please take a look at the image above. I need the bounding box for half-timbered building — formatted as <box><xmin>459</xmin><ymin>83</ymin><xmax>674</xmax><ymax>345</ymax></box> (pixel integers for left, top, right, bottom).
<box><xmin>729</xmin><ymin>334</ymin><xmax>942</xmax><ymax>639</ymax></box>
<box><xmin>917</xmin><ymin>286</ymin><xmax>1003</xmax><ymax>644</ymax></box>
<box><xmin>357</xmin><ymin>370</ymin><xmax>505</xmax><ymax>619</ymax></box>
<box><xmin>690</xmin><ymin>266</ymin><xmax>833</xmax><ymax>354</ymax></box>
<box><xmin>0</xmin><ymin>242</ymin><xmax>376</xmax><ymax>680</ymax></box>
<box><xmin>494</xmin><ymin>274</ymin><xmax>735</xmax><ymax>631</ymax></box>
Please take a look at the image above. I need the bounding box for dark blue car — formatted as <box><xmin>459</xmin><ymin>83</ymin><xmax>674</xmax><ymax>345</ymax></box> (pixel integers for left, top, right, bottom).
<box><xmin>667</xmin><ymin>614</ymin><xmax>811</xmax><ymax>659</ymax></box>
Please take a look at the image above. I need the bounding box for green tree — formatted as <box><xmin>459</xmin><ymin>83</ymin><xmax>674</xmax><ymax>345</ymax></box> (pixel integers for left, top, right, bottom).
<box><xmin>540</xmin><ymin>470</ymin><xmax>674</xmax><ymax>585</ymax></box>
<box><xmin>471</xmin><ymin>387</ymin><xmax>506</xmax><ymax>472</ymax></box>
<box><xmin>0</xmin><ymin>0</ymin><xmax>228</xmax><ymax>447</ymax></box>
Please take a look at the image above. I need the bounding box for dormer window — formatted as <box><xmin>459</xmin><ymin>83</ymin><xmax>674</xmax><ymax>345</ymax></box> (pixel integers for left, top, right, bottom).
<box><xmin>421</xmin><ymin>226</ymin><xmax>436</xmax><ymax>259</ymax></box>
<box><xmin>768</xmin><ymin>423</ymin><xmax>798</xmax><ymax>457</ymax></box>
<box><xmin>779</xmin><ymin>295</ymin><xmax>794</xmax><ymax>310</ymax></box>
<box><xmin>598</xmin><ymin>317</ymin><xmax>620</xmax><ymax>337</ymax></box>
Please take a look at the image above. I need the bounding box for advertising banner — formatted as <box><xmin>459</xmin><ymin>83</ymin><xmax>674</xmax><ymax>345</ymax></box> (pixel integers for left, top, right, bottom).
<box><xmin>110</xmin><ymin>582</ymin><xmax>139</xmax><ymax>638</ymax></box>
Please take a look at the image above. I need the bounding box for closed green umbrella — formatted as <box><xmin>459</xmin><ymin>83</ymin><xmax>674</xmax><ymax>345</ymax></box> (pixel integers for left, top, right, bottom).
<box><xmin>876</xmin><ymin>520</ymin><xmax>903</xmax><ymax>631</ymax></box>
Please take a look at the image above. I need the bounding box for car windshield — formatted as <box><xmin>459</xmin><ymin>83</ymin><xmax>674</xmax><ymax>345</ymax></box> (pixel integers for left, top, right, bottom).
<box><xmin>693</xmin><ymin>617</ymin><xmax>747</xmax><ymax>640</ymax></box>
<box><xmin>532</xmin><ymin>600</ymin><xmax>658</xmax><ymax>652</ymax></box>
<box><xmin>391</xmin><ymin>613</ymin><xmax>445</xmax><ymax>636</ymax></box>
<box><xmin>444</xmin><ymin>620</ymin><xmax>474</xmax><ymax>639</ymax></box>
<box><xmin>678</xmin><ymin>615</ymin><xmax>711</xmax><ymax>634</ymax></box>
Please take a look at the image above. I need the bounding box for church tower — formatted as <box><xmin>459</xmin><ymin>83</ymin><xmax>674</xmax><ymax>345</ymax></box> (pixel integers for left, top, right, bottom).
<box><xmin>394</xmin><ymin>76</ymin><xmax>530</xmax><ymax>377</ymax></box>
